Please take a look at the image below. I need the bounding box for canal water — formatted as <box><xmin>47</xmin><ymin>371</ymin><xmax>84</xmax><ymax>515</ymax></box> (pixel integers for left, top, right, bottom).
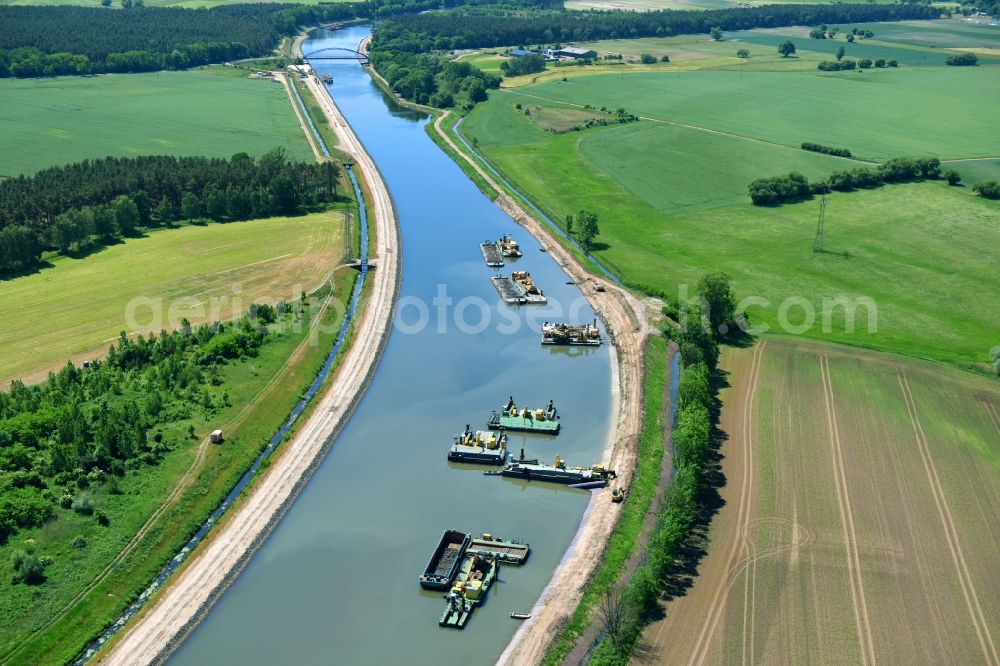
<box><xmin>171</xmin><ymin>25</ymin><xmax>612</xmax><ymax>665</ymax></box>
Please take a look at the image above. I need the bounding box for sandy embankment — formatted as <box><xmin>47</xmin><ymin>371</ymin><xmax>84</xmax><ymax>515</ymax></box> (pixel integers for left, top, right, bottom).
<box><xmin>99</xmin><ymin>57</ymin><xmax>401</xmax><ymax>666</ymax></box>
<box><xmin>430</xmin><ymin>113</ymin><xmax>653</xmax><ymax>665</ymax></box>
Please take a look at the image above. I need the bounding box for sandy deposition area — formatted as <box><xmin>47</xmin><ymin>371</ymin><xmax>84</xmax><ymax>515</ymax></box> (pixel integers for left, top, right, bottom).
<box><xmin>98</xmin><ymin>63</ymin><xmax>401</xmax><ymax>665</ymax></box>
<box><xmin>430</xmin><ymin>112</ymin><xmax>654</xmax><ymax>665</ymax></box>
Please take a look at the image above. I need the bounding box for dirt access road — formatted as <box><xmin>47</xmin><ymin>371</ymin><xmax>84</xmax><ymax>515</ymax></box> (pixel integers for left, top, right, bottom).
<box><xmin>98</xmin><ymin>62</ymin><xmax>400</xmax><ymax>666</ymax></box>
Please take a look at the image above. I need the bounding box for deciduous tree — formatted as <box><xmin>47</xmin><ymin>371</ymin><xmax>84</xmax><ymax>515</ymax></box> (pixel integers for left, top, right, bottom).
<box><xmin>696</xmin><ymin>271</ymin><xmax>736</xmax><ymax>336</ymax></box>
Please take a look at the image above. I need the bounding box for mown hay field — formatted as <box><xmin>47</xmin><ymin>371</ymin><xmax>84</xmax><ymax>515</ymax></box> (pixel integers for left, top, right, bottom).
<box><xmin>0</xmin><ymin>212</ymin><xmax>344</xmax><ymax>385</ymax></box>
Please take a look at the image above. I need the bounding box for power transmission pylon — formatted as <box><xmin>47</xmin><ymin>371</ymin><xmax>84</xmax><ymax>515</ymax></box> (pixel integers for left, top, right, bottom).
<box><xmin>813</xmin><ymin>195</ymin><xmax>827</xmax><ymax>253</ymax></box>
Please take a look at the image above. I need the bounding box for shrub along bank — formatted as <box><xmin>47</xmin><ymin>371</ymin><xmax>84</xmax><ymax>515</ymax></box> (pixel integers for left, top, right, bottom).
<box><xmin>586</xmin><ymin>286</ymin><xmax>727</xmax><ymax>664</ymax></box>
<box><xmin>748</xmin><ymin>156</ymin><xmax>943</xmax><ymax>205</ymax></box>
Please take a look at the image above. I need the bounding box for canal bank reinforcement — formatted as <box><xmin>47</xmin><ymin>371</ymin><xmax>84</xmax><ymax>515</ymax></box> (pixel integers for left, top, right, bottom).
<box><xmin>428</xmin><ymin>113</ymin><xmax>654</xmax><ymax>665</ymax></box>
<box><xmin>99</xmin><ymin>53</ymin><xmax>402</xmax><ymax>666</ymax></box>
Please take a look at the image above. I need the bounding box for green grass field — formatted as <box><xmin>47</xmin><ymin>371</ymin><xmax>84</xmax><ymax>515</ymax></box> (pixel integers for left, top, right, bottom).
<box><xmin>944</xmin><ymin>157</ymin><xmax>1000</xmax><ymax>185</ymax></box>
<box><xmin>0</xmin><ymin>212</ymin><xmax>345</xmax><ymax>385</ymax></box>
<box><xmin>492</xmin><ymin>68</ymin><xmax>1000</xmax><ymax>160</ymax></box>
<box><xmin>0</xmin><ymin>68</ymin><xmax>312</xmax><ymax>176</ymax></box>
<box><xmin>463</xmin><ymin>65</ymin><xmax>1000</xmax><ymax>367</ymax></box>
<box><xmin>456</xmin><ymin>51</ymin><xmax>508</xmax><ymax>76</ymax></box>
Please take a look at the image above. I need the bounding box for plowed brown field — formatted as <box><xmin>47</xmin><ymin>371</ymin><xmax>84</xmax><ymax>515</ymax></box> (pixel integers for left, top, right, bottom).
<box><xmin>642</xmin><ymin>337</ymin><xmax>999</xmax><ymax>666</ymax></box>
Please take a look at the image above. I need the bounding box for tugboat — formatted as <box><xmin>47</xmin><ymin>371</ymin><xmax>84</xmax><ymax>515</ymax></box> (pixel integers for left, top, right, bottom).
<box><xmin>488</xmin><ymin>397</ymin><xmax>560</xmax><ymax>434</ymax></box>
<box><xmin>448</xmin><ymin>425</ymin><xmax>508</xmax><ymax>465</ymax></box>
<box><xmin>500</xmin><ymin>452</ymin><xmax>616</xmax><ymax>487</ymax></box>
<box><xmin>541</xmin><ymin>320</ymin><xmax>602</xmax><ymax>346</ymax></box>
<box><xmin>496</xmin><ymin>234</ymin><xmax>522</xmax><ymax>258</ymax></box>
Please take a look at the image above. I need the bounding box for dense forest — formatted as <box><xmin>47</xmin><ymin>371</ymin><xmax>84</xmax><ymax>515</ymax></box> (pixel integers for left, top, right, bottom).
<box><xmin>372</xmin><ymin>3</ymin><xmax>939</xmax><ymax>52</ymax></box>
<box><xmin>368</xmin><ymin>0</ymin><xmax>571</xmax><ymax>105</ymax></box>
<box><xmin>0</xmin><ymin>0</ymin><xmax>472</xmax><ymax>77</ymax></box>
<box><xmin>368</xmin><ymin>51</ymin><xmax>500</xmax><ymax>107</ymax></box>
<box><xmin>0</xmin><ymin>151</ymin><xmax>340</xmax><ymax>275</ymax></box>
<box><xmin>0</xmin><ymin>305</ymin><xmax>287</xmax><ymax>566</ymax></box>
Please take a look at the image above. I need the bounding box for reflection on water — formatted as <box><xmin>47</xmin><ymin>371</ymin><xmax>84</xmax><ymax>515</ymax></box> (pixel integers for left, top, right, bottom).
<box><xmin>169</xmin><ymin>24</ymin><xmax>612</xmax><ymax>666</ymax></box>
<box><xmin>545</xmin><ymin>344</ymin><xmax>603</xmax><ymax>359</ymax></box>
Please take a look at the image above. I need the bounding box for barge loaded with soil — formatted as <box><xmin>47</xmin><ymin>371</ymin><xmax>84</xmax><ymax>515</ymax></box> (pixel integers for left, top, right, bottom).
<box><xmin>419</xmin><ymin>530</ymin><xmax>471</xmax><ymax>590</ymax></box>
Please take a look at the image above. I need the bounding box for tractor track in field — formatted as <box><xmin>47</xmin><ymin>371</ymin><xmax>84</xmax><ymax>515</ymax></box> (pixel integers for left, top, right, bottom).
<box><xmin>982</xmin><ymin>398</ymin><xmax>1000</xmax><ymax>438</ymax></box>
<box><xmin>898</xmin><ymin>371</ymin><xmax>999</xmax><ymax>666</ymax></box>
<box><xmin>685</xmin><ymin>339</ymin><xmax>764</xmax><ymax>666</ymax></box>
<box><xmin>820</xmin><ymin>354</ymin><xmax>876</xmax><ymax>666</ymax></box>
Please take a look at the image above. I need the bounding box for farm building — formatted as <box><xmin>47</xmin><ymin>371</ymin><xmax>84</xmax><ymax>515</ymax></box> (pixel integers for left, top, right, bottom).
<box><xmin>553</xmin><ymin>47</ymin><xmax>597</xmax><ymax>60</ymax></box>
<box><xmin>211</xmin><ymin>429</ymin><xmax>224</xmax><ymax>444</ymax></box>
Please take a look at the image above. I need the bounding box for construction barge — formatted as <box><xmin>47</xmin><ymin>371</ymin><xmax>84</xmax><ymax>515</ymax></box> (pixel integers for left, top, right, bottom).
<box><xmin>419</xmin><ymin>530</ymin><xmax>471</xmax><ymax>590</ymax></box>
<box><xmin>417</xmin><ymin>532</ymin><xmax>530</xmax><ymax>629</ymax></box>
<box><xmin>439</xmin><ymin>552</ymin><xmax>497</xmax><ymax>629</ymax></box>
<box><xmin>500</xmin><ymin>453</ymin><xmax>616</xmax><ymax>488</ymax></box>
<box><xmin>437</xmin><ymin>533</ymin><xmax>530</xmax><ymax>629</ymax></box>
<box><xmin>480</xmin><ymin>242</ymin><xmax>504</xmax><ymax>268</ymax></box>
<box><xmin>496</xmin><ymin>234</ymin><xmax>521</xmax><ymax>258</ymax></box>
<box><xmin>488</xmin><ymin>397</ymin><xmax>560</xmax><ymax>434</ymax></box>
<box><xmin>479</xmin><ymin>235</ymin><xmax>522</xmax><ymax>268</ymax></box>
<box><xmin>541</xmin><ymin>321</ymin><xmax>602</xmax><ymax>346</ymax></box>
<box><xmin>512</xmin><ymin>271</ymin><xmax>546</xmax><ymax>303</ymax></box>
<box><xmin>491</xmin><ymin>272</ymin><xmax>547</xmax><ymax>305</ymax></box>
<box><xmin>492</xmin><ymin>276</ymin><xmax>526</xmax><ymax>304</ymax></box>
<box><xmin>448</xmin><ymin>425</ymin><xmax>508</xmax><ymax>465</ymax></box>
<box><xmin>466</xmin><ymin>533</ymin><xmax>530</xmax><ymax>564</ymax></box>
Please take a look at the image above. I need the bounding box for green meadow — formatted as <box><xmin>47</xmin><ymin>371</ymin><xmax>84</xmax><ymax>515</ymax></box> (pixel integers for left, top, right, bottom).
<box><xmin>462</xmin><ymin>58</ymin><xmax>1000</xmax><ymax>368</ymax></box>
<box><xmin>944</xmin><ymin>158</ymin><xmax>1000</xmax><ymax>185</ymax></box>
<box><xmin>0</xmin><ymin>68</ymin><xmax>312</xmax><ymax>176</ymax></box>
<box><xmin>495</xmin><ymin>68</ymin><xmax>1000</xmax><ymax>160</ymax></box>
